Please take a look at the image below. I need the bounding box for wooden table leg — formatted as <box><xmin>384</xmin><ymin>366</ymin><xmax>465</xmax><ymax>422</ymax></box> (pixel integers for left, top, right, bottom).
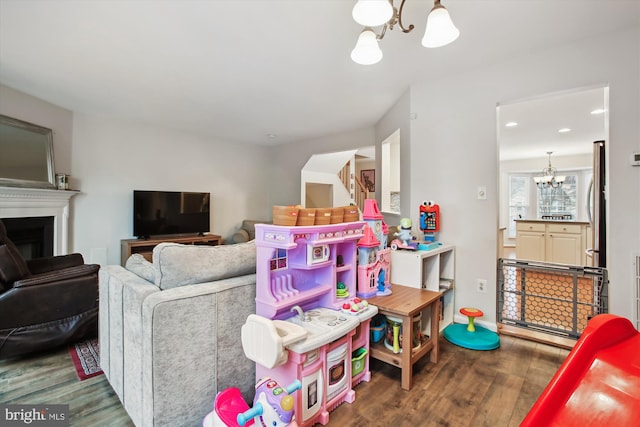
<box><xmin>401</xmin><ymin>314</ymin><xmax>412</xmax><ymax>390</ymax></box>
<box><xmin>430</xmin><ymin>299</ymin><xmax>440</xmax><ymax>363</ymax></box>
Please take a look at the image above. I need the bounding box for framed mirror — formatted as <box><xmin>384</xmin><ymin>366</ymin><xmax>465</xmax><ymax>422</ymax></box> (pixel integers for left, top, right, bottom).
<box><xmin>0</xmin><ymin>114</ymin><xmax>56</xmax><ymax>189</ymax></box>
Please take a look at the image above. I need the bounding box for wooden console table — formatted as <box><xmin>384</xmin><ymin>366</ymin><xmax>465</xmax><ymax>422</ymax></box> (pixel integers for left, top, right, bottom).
<box><xmin>367</xmin><ymin>284</ymin><xmax>441</xmax><ymax>390</ymax></box>
<box><xmin>120</xmin><ymin>234</ymin><xmax>222</xmax><ymax>265</ymax></box>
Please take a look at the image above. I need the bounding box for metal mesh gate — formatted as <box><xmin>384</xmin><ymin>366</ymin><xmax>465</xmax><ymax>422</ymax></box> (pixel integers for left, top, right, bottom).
<box><xmin>498</xmin><ymin>258</ymin><xmax>608</xmax><ymax>340</ymax></box>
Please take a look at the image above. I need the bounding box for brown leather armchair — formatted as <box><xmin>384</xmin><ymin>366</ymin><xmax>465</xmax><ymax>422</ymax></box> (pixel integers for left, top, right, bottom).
<box><xmin>0</xmin><ymin>220</ymin><xmax>99</xmax><ymax>359</ymax></box>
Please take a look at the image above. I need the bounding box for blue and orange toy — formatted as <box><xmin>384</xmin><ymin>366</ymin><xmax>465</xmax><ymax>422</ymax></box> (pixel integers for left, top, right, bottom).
<box><xmin>419</xmin><ymin>200</ymin><xmax>440</xmax><ymax>242</ymax></box>
<box><xmin>203</xmin><ymin>377</ymin><xmax>301</xmax><ymax>427</ymax></box>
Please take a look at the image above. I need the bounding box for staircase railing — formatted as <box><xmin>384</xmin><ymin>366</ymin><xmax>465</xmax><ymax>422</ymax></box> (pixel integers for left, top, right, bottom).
<box><xmin>338</xmin><ymin>161</ymin><xmax>369</xmax><ymax>213</ymax></box>
<box><xmin>354</xmin><ymin>175</ymin><xmax>369</xmax><ymax>213</ymax></box>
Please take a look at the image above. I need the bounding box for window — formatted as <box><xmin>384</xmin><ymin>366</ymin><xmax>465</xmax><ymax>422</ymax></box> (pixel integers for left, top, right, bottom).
<box><xmin>537</xmin><ymin>175</ymin><xmax>577</xmax><ymax>220</ymax></box>
<box><xmin>508</xmin><ymin>175</ymin><xmax>530</xmax><ymax>238</ymax></box>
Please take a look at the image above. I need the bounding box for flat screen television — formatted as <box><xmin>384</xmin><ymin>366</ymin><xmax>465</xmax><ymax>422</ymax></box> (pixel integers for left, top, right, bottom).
<box><xmin>133</xmin><ymin>190</ymin><xmax>210</xmax><ymax>238</ymax></box>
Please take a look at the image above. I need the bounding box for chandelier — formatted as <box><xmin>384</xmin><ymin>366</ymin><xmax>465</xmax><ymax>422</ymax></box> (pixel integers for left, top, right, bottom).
<box><xmin>534</xmin><ymin>152</ymin><xmax>566</xmax><ymax>189</ymax></box>
<box><xmin>351</xmin><ymin>0</ymin><xmax>459</xmax><ymax>65</ymax></box>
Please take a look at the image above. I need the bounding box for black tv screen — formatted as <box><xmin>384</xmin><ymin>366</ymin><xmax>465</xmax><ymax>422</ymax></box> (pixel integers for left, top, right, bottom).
<box><xmin>133</xmin><ymin>190</ymin><xmax>210</xmax><ymax>238</ymax></box>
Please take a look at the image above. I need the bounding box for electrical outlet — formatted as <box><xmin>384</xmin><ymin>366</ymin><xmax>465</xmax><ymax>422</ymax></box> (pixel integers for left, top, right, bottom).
<box><xmin>476</xmin><ymin>279</ymin><xmax>487</xmax><ymax>293</ymax></box>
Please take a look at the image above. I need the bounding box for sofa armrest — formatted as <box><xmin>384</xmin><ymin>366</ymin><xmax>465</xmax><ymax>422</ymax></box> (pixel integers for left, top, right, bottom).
<box><xmin>1</xmin><ymin>266</ymin><xmax>99</xmax><ymax>328</ymax></box>
<box><xmin>14</xmin><ymin>264</ymin><xmax>99</xmax><ymax>289</ymax></box>
<box><xmin>98</xmin><ymin>265</ymin><xmax>158</xmax><ymax>403</ymax></box>
<box><xmin>26</xmin><ymin>253</ymin><xmax>85</xmax><ymax>275</ymax></box>
<box><xmin>129</xmin><ymin>274</ymin><xmax>257</xmax><ymax>427</ymax></box>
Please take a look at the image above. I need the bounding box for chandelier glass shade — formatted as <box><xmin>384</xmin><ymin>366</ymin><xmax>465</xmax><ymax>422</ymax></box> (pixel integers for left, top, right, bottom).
<box><xmin>534</xmin><ymin>152</ymin><xmax>566</xmax><ymax>189</ymax></box>
<box><xmin>422</xmin><ymin>1</ymin><xmax>460</xmax><ymax>48</ymax></box>
<box><xmin>352</xmin><ymin>0</ymin><xmax>394</xmax><ymax>27</ymax></box>
<box><xmin>351</xmin><ymin>28</ymin><xmax>384</xmax><ymax>65</ymax></box>
<box><xmin>351</xmin><ymin>0</ymin><xmax>459</xmax><ymax>65</ymax></box>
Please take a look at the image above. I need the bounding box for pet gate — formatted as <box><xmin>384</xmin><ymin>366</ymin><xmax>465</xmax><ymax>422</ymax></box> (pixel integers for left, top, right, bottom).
<box><xmin>498</xmin><ymin>258</ymin><xmax>608</xmax><ymax>340</ymax></box>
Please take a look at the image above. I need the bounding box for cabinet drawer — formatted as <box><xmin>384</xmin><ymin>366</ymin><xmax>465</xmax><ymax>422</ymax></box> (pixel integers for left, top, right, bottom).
<box><xmin>516</xmin><ymin>222</ymin><xmax>545</xmax><ymax>232</ymax></box>
<box><xmin>547</xmin><ymin>223</ymin><xmax>582</xmax><ymax>234</ymax></box>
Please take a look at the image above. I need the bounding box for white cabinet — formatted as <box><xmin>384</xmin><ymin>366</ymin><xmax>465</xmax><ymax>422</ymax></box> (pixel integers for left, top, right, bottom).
<box><xmin>390</xmin><ymin>244</ymin><xmax>455</xmax><ymax>331</ymax></box>
<box><xmin>515</xmin><ymin>221</ymin><xmax>587</xmax><ymax>265</ymax></box>
<box><xmin>515</xmin><ymin>222</ymin><xmax>546</xmax><ymax>262</ymax></box>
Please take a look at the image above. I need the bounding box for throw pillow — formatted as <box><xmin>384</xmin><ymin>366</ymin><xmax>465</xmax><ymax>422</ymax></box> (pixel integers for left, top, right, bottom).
<box><xmin>125</xmin><ymin>253</ymin><xmax>156</xmax><ymax>283</ymax></box>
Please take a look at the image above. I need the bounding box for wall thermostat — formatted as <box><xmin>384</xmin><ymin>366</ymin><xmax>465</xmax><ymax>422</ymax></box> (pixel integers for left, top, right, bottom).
<box><xmin>632</xmin><ymin>152</ymin><xmax>640</xmax><ymax>166</ymax></box>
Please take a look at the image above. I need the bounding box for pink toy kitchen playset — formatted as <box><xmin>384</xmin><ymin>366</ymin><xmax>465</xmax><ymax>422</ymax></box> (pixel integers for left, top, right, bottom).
<box><xmin>241</xmin><ymin>221</ymin><xmax>378</xmax><ymax>427</ymax></box>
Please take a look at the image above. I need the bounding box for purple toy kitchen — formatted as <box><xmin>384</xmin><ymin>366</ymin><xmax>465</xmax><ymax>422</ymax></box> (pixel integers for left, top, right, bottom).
<box><xmin>241</xmin><ymin>222</ymin><xmax>378</xmax><ymax>427</ymax></box>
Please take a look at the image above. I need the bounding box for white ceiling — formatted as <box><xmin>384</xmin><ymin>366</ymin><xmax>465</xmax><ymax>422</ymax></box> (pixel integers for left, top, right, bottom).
<box><xmin>0</xmin><ymin>1</ymin><xmax>638</xmax><ymax>146</ymax></box>
<box><xmin>498</xmin><ymin>86</ymin><xmax>607</xmax><ymax>161</ymax></box>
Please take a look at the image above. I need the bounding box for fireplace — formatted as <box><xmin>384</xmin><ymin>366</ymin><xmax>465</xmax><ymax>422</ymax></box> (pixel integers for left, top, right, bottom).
<box><xmin>0</xmin><ymin>186</ymin><xmax>77</xmax><ymax>256</ymax></box>
<box><xmin>3</xmin><ymin>216</ymin><xmax>54</xmax><ymax>260</ymax></box>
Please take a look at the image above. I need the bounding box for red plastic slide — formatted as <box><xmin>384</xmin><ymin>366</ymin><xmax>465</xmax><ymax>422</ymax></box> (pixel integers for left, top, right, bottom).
<box><xmin>521</xmin><ymin>314</ymin><xmax>640</xmax><ymax>427</ymax></box>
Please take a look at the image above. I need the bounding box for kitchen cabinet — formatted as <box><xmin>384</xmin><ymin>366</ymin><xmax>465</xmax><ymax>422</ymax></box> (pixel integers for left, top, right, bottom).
<box><xmin>515</xmin><ymin>220</ymin><xmax>588</xmax><ymax>265</ymax></box>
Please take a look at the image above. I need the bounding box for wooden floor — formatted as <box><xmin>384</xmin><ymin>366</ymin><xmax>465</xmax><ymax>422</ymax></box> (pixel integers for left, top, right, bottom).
<box><xmin>0</xmin><ymin>335</ymin><xmax>569</xmax><ymax>426</ymax></box>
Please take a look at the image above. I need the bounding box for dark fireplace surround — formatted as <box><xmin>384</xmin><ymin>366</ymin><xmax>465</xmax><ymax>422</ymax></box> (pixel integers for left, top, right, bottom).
<box><xmin>2</xmin><ymin>216</ymin><xmax>54</xmax><ymax>260</ymax></box>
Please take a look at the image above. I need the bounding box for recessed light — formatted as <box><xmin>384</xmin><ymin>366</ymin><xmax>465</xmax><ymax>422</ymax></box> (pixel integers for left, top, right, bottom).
<box><xmin>505</xmin><ymin>121</ymin><xmax>518</xmax><ymax>127</ymax></box>
<box><xmin>590</xmin><ymin>108</ymin><xmax>605</xmax><ymax>115</ymax></box>
<box><xmin>558</xmin><ymin>128</ymin><xmax>571</xmax><ymax>133</ymax></box>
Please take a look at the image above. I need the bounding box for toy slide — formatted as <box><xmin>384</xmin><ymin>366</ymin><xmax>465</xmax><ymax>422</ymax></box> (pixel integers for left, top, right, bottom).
<box><xmin>520</xmin><ymin>314</ymin><xmax>640</xmax><ymax>427</ymax></box>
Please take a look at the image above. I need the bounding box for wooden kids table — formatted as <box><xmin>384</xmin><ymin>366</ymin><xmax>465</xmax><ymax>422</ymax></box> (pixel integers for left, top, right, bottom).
<box><xmin>367</xmin><ymin>284</ymin><xmax>441</xmax><ymax>390</ymax></box>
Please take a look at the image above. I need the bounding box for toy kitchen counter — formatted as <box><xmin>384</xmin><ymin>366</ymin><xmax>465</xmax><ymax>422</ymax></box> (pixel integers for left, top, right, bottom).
<box><xmin>246</xmin><ymin>222</ymin><xmax>378</xmax><ymax>427</ymax></box>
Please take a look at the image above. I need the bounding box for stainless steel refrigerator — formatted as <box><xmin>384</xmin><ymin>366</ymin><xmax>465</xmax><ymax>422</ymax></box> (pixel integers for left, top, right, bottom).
<box><xmin>587</xmin><ymin>140</ymin><xmax>606</xmax><ymax>267</ymax></box>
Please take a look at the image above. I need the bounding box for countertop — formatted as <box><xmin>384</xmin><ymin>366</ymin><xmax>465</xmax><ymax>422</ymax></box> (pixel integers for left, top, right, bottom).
<box><xmin>515</xmin><ymin>219</ymin><xmax>590</xmax><ymax>225</ymax></box>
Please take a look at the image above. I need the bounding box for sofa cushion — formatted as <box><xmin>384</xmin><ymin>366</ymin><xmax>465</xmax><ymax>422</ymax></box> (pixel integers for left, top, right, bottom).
<box><xmin>153</xmin><ymin>240</ymin><xmax>256</xmax><ymax>290</ymax></box>
<box><xmin>230</xmin><ymin>228</ymin><xmax>250</xmax><ymax>244</ymax></box>
<box><xmin>125</xmin><ymin>254</ymin><xmax>156</xmax><ymax>283</ymax></box>
<box><xmin>0</xmin><ymin>244</ymin><xmax>31</xmax><ymax>286</ymax></box>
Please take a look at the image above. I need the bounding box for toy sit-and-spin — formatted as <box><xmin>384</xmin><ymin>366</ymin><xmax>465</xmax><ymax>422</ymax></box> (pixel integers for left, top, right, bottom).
<box><xmin>203</xmin><ymin>377</ymin><xmax>302</xmax><ymax>427</ymax></box>
<box><xmin>442</xmin><ymin>307</ymin><xmax>500</xmax><ymax>351</ymax></box>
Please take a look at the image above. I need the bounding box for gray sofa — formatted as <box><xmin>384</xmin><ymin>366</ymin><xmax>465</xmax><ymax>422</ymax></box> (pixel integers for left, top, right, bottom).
<box><xmin>99</xmin><ymin>240</ymin><xmax>257</xmax><ymax>427</ymax></box>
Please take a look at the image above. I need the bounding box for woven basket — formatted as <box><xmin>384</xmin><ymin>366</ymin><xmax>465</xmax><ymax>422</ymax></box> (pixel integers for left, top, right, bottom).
<box><xmin>296</xmin><ymin>208</ymin><xmax>316</xmax><ymax>226</ymax></box>
<box><xmin>315</xmin><ymin>208</ymin><xmax>332</xmax><ymax>225</ymax></box>
<box><xmin>330</xmin><ymin>207</ymin><xmax>344</xmax><ymax>224</ymax></box>
<box><xmin>342</xmin><ymin>206</ymin><xmax>359</xmax><ymax>222</ymax></box>
<box><xmin>273</xmin><ymin>205</ymin><xmax>299</xmax><ymax>226</ymax></box>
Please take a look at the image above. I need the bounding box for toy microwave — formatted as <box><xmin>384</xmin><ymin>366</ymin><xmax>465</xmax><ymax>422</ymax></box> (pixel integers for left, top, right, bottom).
<box><xmin>307</xmin><ymin>244</ymin><xmax>330</xmax><ymax>265</ymax></box>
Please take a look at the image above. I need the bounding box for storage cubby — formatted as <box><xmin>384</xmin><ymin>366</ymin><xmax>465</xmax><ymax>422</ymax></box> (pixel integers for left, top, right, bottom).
<box><xmin>390</xmin><ymin>244</ymin><xmax>456</xmax><ymax>332</ymax></box>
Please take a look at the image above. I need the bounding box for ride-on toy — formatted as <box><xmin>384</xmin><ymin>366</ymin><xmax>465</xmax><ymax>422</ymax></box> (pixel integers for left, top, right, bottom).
<box><xmin>203</xmin><ymin>377</ymin><xmax>302</xmax><ymax>427</ymax></box>
<box><xmin>391</xmin><ymin>217</ymin><xmax>418</xmax><ymax>250</ymax></box>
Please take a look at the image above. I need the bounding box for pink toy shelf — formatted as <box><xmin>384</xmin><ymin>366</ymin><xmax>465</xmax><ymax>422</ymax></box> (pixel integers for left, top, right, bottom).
<box><xmin>253</xmin><ymin>222</ymin><xmax>377</xmax><ymax>427</ymax></box>
<box><xmin>254</xmin><ymin>222</ymin><xmax>365</xmax><ymax>319</ymax></box>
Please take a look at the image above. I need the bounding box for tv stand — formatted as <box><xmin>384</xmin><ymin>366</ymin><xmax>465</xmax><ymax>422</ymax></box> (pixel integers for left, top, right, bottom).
<box><xmin>121</xmin><ymin>234</ymin><xmax>222</xmax><ymax>266</ymax></box>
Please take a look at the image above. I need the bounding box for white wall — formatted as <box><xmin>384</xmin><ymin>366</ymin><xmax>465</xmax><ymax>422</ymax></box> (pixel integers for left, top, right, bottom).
<box><xmin>410</xmin><ymin>26</ymin><xmax>639</xmax><ymax>323</ymax></box>
<box><xmin>274</xmin><ymin>26</ymin><xmax>639</xmax><ymax>324</ymax></box>
<box><xmin>271</xmin><ymin>127</ymin><xmax>376</xmax><ymax>206</ymax></box>
<box><xmin>70</xmin><ymin>114</ymin><xmax>273</xmax><ymax>265</ymax></box>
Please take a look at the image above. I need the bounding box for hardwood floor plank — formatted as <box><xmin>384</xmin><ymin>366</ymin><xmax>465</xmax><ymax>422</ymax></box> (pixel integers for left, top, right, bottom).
<box><xmin>1</xmin><ymin>335</ymin><xmax>567</xmax><ymax>426</ymax></box>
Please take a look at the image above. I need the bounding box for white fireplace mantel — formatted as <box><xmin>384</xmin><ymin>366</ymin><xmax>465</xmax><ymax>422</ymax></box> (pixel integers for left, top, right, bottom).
<box><xmin>0</xmin><ymin>186</ymin><xmax>78</xmax><ymax>255</ymax></box>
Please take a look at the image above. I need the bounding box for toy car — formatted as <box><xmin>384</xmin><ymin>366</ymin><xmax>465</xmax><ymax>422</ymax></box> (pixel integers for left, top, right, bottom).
<box><xmin>389</xmin><ymin>238</ymin><xmax>418</xmax><ymax>251</ymax></box>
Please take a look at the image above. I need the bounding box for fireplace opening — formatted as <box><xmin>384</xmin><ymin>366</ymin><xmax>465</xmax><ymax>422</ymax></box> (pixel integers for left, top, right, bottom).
<box><xmin>2</xmin><ymin>216</ymin><xmax>54</xmax><ymax>260</ymax></box>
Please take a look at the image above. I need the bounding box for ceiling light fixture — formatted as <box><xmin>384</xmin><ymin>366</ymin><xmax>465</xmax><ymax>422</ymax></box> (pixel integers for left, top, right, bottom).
<box><xmin>558</xmin><ymin>127</ymin><xmax>571</xmax><ymax>133</ymax></box>
<box><xmin>590</xmin><ymin>108</ymin><xmax>605</xmax><ymax>115</ymax></box>
<box><xmin>505</xmin><ymin>121</ymin><xmax>518</xmax><ymax>127</ymax></box>
<box><xmin>533</xmin><ymin>152</ymin><xmax>565</xmax><ymax>189</ymax></box>
<box><xmin>351</xmin><ymin>0</ymin><xmax>459</xmax><ymax>65</ymax></box>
